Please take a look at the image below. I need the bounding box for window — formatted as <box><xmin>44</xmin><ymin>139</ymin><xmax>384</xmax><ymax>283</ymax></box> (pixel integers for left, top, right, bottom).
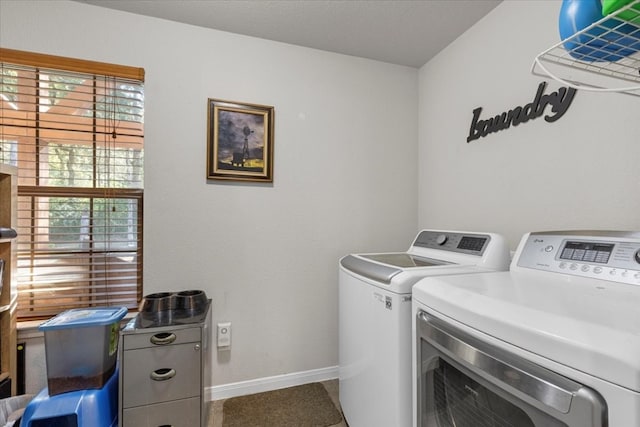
<box><xmin>0</xmin><ymin>49</ymin><xmax>144</xmax><ymax>320</ymax></box>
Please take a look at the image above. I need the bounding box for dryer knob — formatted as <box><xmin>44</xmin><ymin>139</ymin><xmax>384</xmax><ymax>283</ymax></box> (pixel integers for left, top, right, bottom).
<box><xmin>436</xmin><ymin>234</ymin><xmax>448</xmax><ymax>245</ymax></box>
<box><xmin>635</xmin><ymin>250</ymin><xmax>640</xmax><ymax>264</ymax></box>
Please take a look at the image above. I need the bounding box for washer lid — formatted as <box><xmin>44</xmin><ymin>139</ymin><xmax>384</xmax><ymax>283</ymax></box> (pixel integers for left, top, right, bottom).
<box><xmin>340</xmin><ymin>253</ymin><xmax>452</xmax><ymax>284</ymax></box>
<box><xmin>413</xmin><ymin>271</ymin><xmax>640</xmax><ymax>392</ymax></box>
<box><xmin>360</xmin><ymin>253</ymin><xmax>450</xmax><ymax>268</ymax></box>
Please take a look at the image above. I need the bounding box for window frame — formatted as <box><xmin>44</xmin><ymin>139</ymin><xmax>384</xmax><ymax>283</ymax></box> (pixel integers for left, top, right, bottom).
<box><xmin>0</xmin><ymin>48</ymin><xmax>144</xmax><ymax>320</ymax></box>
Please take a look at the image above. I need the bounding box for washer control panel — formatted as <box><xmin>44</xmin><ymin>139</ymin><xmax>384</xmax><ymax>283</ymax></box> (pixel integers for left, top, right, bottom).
<box><xmin>516</xmin><ymin>231</ymin><xmax>640</xmax><ymax>285</ymax></box>
<box><xmin>413</xmin><ymin>230</ymin><xmax>490</xmax><ymax>255</ymax></box>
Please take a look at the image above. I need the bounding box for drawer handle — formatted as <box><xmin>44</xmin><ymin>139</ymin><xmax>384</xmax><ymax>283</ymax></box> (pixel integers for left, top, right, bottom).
<box><xmin>150</xmin><ymin>368</ymin><xmax>176</xmax><ymax>381</ymax></box>
<box><xmin>150</xmin><ymin>332</ymin><xmax>176</xmax><ymax>345</ymax></box>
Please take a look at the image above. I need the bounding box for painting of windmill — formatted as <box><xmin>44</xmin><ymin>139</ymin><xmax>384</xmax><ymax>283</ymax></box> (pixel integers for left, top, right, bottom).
<box><xmin>217</xmin><ymin>109</ymin><xmax>264</xmax><ymax>172</ymax></box>
<box><xmin>207</xmin><ymin>99</ymin><xmax>274</xmax><ymax>182</ymax></box>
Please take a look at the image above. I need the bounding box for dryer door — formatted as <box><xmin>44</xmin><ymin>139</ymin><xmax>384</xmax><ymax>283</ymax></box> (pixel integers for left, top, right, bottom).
<box><xmin>415</xmin><ymin>311</ymin><xmax>608</xmax><ymax>427</ymax></box>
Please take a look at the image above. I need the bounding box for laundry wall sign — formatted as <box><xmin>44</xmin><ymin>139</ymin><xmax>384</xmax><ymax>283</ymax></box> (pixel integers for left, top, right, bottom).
<box><xmin>466</xmin><ymin>81</ymin><xmax>577</xmax><ymax>143</ymax></box>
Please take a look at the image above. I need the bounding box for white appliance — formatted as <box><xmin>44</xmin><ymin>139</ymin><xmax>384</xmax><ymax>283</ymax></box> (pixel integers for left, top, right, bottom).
<box><xmin>413</xmin><ymin>230</ymin><xmax>640</xmax><ymax>427</ymax></box>
<box><xmin>339</xmin><ymin>229</ymin><xmax>510</xmax><ymax>427</ymax></box>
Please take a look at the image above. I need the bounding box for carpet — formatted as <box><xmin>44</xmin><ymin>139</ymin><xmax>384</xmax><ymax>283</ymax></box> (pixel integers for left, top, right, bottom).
<box><xmin>222</xmin><ymin>382</ymin><xmax>343</xmax><ymax>427</ymax></box>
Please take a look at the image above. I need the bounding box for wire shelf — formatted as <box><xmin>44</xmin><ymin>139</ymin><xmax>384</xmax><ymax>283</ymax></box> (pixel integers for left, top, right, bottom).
<box><xmin>532</xmin><ymin>0</ymin><xmax>640</xmax><ymax>96</ymax></box>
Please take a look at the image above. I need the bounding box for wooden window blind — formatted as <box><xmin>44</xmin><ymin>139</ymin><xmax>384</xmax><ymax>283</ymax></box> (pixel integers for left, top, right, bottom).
<box><xmin>0</xmin><ymin>48</ymin><xmax>144</xmax><ymax>320</ymax></box>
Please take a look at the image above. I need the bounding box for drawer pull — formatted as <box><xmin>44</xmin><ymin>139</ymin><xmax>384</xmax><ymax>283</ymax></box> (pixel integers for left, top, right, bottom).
<box><xmin>158</xmin><ymin>425</ymin><xmax>173</xmax><ymax>427</ymax></box>
<box><xmin>150</xmin><ymin>368</ymin><xmax>176</xmax><ymax>381</ymax></box>
<box><xmin>150</xmin><ymin>332</ymin><xmax>176</xmax><ymax>345</ymax></box>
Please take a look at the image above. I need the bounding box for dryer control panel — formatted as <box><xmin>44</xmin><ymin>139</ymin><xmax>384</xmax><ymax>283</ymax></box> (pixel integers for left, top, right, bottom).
<box><xmin>515</xmin><ymin>231</ymin><xmax>640</xmax><ymax>285</ymax></box>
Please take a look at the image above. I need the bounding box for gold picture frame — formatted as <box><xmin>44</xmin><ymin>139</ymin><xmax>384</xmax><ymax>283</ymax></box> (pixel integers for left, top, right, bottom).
<box><xmin>207</xmin><ymin>98</ymin><xmax>274</xmax><ymax>182</ymax></box>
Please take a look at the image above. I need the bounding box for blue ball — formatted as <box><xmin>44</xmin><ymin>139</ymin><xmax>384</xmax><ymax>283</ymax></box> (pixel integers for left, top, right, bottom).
<box><xmin>559</xmin><ymin>0</ymin><xmax>640</xmax><ymax>62</ymax></box>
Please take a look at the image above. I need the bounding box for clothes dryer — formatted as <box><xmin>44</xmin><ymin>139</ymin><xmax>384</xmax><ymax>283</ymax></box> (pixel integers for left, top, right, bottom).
<box><xmin>339</xmin><ymin>229</ymin><xmax>510</xmax><ymax>427</ymax></box>
<box><xmin>413</xmin><ymin>230</ymin><xmax>640</xmax><ymax>427</ymax></box>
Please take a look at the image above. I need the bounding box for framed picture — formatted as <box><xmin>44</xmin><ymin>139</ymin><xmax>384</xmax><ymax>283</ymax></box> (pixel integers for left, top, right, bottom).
<box><xmin>207</xmin><ymin>98</ymin><xmax>275</xmax><ymax>182</ymax></box>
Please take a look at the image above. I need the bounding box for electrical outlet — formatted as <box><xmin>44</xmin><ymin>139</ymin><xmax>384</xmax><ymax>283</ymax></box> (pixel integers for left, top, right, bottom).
<box><xmin>217</xmin><ymin>322</ymin><xmax>231</xmax><ymax>348</ymax></box>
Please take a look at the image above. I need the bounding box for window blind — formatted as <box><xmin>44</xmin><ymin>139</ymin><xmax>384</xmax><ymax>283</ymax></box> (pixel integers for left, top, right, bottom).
<box><xmin>0</xmin><ymin>49</ymin><xmax>144</xmax><ymax>320</ymax></box>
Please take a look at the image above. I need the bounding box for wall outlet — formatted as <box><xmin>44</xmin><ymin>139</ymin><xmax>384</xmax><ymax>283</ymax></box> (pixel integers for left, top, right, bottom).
<box><xmin>217</xmin><ymin>322</ymin><xmax>231</xmax><ymax>348</ymax></box>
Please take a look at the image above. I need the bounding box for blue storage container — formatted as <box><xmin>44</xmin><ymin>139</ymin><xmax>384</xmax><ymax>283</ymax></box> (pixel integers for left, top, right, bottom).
<box><xmin>39</xmin><ymin>306</ymin><xmax>127</xmax><ymax>395</ymax></box>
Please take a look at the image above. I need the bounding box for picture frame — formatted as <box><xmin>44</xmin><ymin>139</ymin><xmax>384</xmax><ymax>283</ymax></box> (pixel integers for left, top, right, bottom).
<box><xmin>207</xmin><ymin>98</ymin><xmax>275</xmax><ymax>182</ymax></box>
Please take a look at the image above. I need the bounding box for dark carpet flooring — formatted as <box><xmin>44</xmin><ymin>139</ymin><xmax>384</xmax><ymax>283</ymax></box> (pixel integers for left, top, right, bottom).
<box><xmin>211</xmin><ymin>380</ymin><xmax>346</xmax><ymax>427</ymax></box>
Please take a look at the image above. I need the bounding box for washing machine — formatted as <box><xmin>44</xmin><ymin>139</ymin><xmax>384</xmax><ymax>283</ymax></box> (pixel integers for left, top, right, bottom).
<box><xmin>413</xmin><ymin>230</ymin><xmax>640</xmax><ymax>427</ymax></box>
<box><xmin>339</xmin><ymin>229</ymin><xmax>510</xmax><ymax>427</ymax></box>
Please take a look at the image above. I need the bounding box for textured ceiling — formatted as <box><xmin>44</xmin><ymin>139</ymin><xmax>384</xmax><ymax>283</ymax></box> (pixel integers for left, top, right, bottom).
<box><xmin>74</xmin><ymin>0</ymin><xmax>502</xmax><ymax>68</ymax></box>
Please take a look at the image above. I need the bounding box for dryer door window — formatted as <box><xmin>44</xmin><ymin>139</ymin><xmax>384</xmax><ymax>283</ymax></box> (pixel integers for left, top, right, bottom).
<box><xmin>431</xmin><ymin>358</ymin><xmax>551</xmax><ymax>427</ymax></box>
<box><xmin>416</xmin><ymin>311</ymin><xmax>607</xmax><ymax>427</ymax></box>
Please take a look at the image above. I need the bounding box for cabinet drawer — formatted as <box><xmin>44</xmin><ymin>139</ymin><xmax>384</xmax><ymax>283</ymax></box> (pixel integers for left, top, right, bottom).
<box><xmin>122</xmin><ymin>397</ymin><xmax>201</xmax><ymax>427</ymax></box>
<box><xmin>123</xmin><ymin>327</ymin><xmax>201</xmax><ymax>350</ymax></box>
<box><xmin>122</xmin><ymin>343</ymin><xmax>201</xmax><ymax>407</ymax></box>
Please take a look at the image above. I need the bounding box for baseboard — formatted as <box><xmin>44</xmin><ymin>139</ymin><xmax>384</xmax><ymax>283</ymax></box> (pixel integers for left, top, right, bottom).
<box><xmin>207</xmin><ymin>365</ymin><xmax>339</xmax><ymax>401</ymax></box>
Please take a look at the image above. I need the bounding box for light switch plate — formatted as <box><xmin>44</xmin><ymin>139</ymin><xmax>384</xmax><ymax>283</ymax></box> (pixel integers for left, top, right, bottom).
<box><xmin>217</xmin><ymin>322</ymin><xmax>231</xmax><ymax>348</ymax></box>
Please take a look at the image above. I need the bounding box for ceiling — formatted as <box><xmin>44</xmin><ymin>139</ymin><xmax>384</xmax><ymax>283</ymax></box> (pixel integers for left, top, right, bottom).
<box><xmin>74</xmin><ymin>0</ymin><xmax>502</xmax><ymax>68</ymax></box>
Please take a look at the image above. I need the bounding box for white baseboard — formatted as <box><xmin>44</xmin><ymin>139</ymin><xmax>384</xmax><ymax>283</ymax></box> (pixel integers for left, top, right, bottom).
<box><xmin>206</xmin><ymin>365</ymin><xmax>339</xmax><ymax>401</ymax></box>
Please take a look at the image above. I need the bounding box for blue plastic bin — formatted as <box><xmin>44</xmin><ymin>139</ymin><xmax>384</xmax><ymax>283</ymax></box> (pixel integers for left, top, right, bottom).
<box><xmin>39</xmin><ymin>306</ymin><xmax>127</xmax><ymax>395</ymax></box>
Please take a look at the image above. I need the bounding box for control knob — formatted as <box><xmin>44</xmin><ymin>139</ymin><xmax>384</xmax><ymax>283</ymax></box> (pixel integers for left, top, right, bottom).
<box><xmin>635</xmin><ymin>250</ymin><xmax>640</xmax><ymax>264</ymax></box>
<box><xmin>436</xmin><ymin>234</ymin><xmax>448</xmax><ymax>245</ymax></box>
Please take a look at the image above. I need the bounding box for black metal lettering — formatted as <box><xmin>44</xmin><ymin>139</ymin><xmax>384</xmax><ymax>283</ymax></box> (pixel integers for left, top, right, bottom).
<box><xmin>467</xmin><ymin>81</ymin><xmax>577</xmax><ymax>142</ymax></box>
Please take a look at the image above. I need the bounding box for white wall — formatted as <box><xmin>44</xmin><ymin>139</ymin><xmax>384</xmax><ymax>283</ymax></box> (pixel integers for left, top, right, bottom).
<box><xmin>1</xmin><ymin>0</ymin><xmax>419</xmax><ymax>389</ymax></box>
<box><xmin>418</xmin><ymin>0</ymin><xmax>640</xmax><ymax>249</ymax></box>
